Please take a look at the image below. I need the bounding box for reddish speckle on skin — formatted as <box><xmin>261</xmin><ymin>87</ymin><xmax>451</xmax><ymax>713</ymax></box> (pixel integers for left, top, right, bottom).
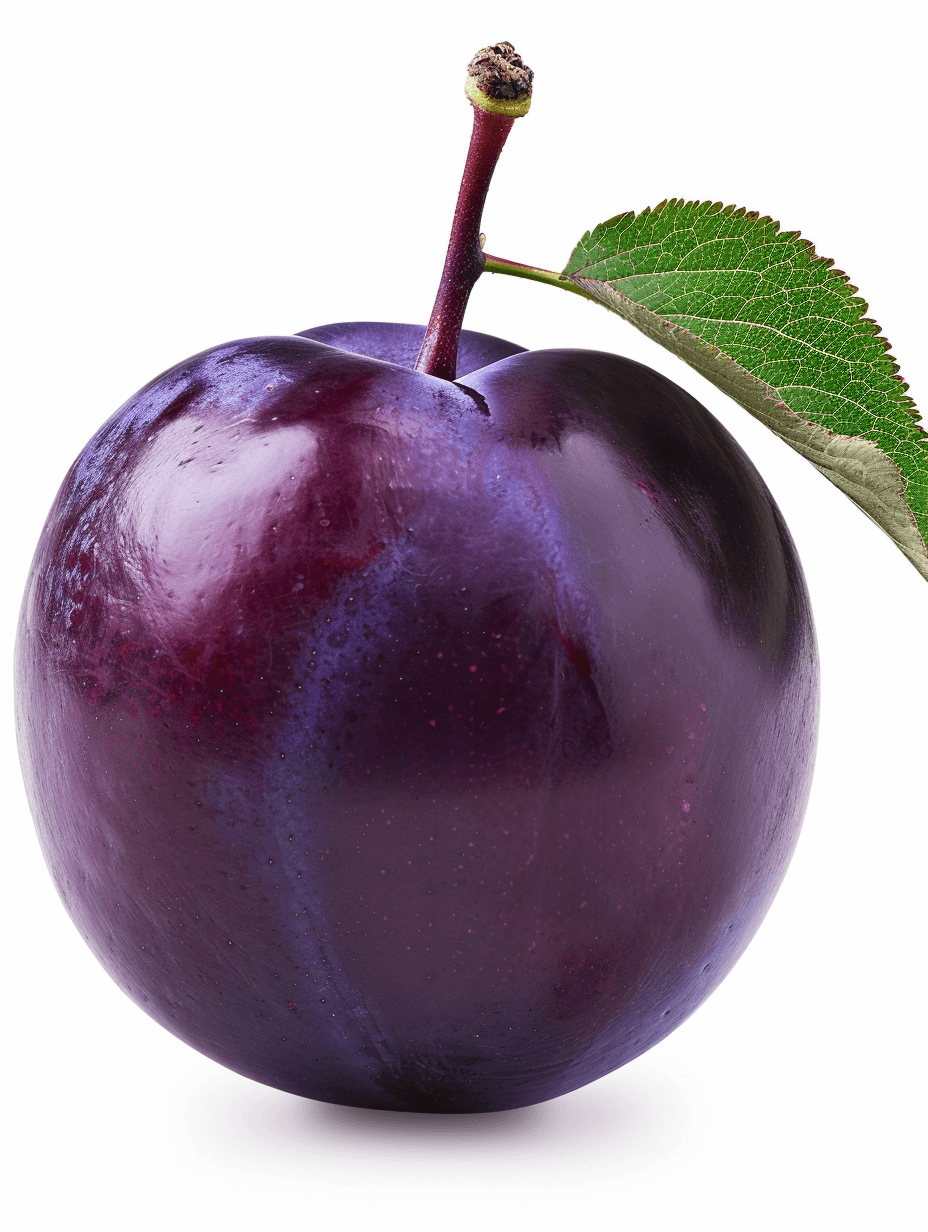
<box><xmin>681</xmin><ymin>801</ymin><xmax>691</xmax><ymax>813</ymax></box>
<box><xmin>550</xmin><ymin>623</ymin><xmax>593</xmax><ymax>684</ymax></box>
<box><xmin>635</xmin><ymin>478</ymin><xmax>660</xmax><ymax>504</ymax></box>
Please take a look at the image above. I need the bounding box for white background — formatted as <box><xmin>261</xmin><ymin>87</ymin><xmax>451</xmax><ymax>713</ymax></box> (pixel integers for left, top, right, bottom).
<box><xmin>3</xmin><ymin>2</ymin><xmax>925</xmax><ymax>1229</ymax></box>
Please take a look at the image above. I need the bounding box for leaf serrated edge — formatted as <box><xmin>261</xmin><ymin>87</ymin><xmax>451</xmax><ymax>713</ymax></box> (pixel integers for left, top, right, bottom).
<box><xmin>566</xmin><ymin>202</ymin><xmax>920</xmax><ymax>424</ymax></box>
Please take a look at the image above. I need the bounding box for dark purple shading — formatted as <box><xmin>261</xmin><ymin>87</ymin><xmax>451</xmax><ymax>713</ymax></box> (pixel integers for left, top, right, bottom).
<box><xmin>16</xmin><ymin>331</ymin><xmax>817</xmax><ymax>1113</ymax></box>
<box><xmin>295</xmin><ymin>321</ymin><xmax>526</xmax><ymax>377</ymax></box>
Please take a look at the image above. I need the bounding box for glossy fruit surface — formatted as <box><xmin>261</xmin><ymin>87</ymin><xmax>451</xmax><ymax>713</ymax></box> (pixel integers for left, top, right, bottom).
<box><xmin>16</xmin><ymin>323</ymin><xmax>818</xmax><ymax>1112</ymax></box>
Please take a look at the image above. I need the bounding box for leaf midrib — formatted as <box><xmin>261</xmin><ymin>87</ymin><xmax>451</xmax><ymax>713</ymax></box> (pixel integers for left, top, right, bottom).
<box><xmin>651</xmin><ymin>314</ymin><xmax>876</xmax><ymax>369</ymax></box>
<box><xmin>573</xmin><ymin>263</ymin><xmax>836</xmax><ymax>282</ymax></box>
<box><xmin>583</xmin><ymin>281</ymin><xmax>883</xmax><ymax>377</ymax></box>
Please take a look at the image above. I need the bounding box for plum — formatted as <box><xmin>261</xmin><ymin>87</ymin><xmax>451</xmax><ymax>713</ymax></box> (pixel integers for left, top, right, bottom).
<box><xmin>15</xmin><ymin>42</ymin><xmax>819</xmax><ymax>1113</ymax></box>
<box><xmin>15</xmin><ymin>324</ymin><xmax>817</xmax><ymax>1112</ymax></box>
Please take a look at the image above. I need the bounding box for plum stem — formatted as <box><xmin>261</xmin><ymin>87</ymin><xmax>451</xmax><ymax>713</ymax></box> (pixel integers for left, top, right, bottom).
<box><xmin>415</xmin><ymin>43</ymin><xmax>533</xmax><ymax>381</ymax></box>
<box><xmin>414</xmin><ymin>107</ymin><xmax>514</xmax><ymax>381</ymax></box>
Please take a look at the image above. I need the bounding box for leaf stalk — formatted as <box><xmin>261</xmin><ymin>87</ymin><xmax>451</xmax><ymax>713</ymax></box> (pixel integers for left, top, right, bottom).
<box><xmin>482</xmin><ymin>254</ymin><xmax>598</xmax><ymax>302</ymax></box>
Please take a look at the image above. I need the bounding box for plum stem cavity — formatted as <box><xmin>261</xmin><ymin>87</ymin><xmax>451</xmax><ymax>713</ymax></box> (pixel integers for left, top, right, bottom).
<box><xmin>415</xmin><ymin>42</ymin><xmax>532</xmax><ymax>382</ymax></box>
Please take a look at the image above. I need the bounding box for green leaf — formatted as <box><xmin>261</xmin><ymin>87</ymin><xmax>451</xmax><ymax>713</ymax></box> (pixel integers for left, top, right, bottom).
<box><xmin>562</xmin><ymin>200</ymin><xmax>928</xmax><ymax>581</ymax></box>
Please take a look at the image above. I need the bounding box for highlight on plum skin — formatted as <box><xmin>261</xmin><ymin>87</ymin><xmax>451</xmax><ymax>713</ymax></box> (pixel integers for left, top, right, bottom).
<box><xmin>15</xmin><ymin>321</ymin><xmax>818</xmax><ymax>1113</ymax></box>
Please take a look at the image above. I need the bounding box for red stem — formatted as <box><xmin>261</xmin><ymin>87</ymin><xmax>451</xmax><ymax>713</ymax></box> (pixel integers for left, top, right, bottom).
<box><xmin>415</xmin><ymin>105</ymin><xmax>515</xmax><ymax>381</ymax></box>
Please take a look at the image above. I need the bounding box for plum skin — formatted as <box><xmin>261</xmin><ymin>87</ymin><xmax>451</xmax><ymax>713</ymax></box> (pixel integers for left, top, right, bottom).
<box><xmin>16</xmin><ymin>322</ymin><xmax>818</xmax><ymax>1113</ymax></box>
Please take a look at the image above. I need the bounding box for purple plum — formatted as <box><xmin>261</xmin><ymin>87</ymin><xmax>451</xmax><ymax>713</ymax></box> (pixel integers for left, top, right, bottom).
<box><xmin>15</xmin><ymin>323</ymin><xmax>818</xmax><ymax>1112</ymax></box>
